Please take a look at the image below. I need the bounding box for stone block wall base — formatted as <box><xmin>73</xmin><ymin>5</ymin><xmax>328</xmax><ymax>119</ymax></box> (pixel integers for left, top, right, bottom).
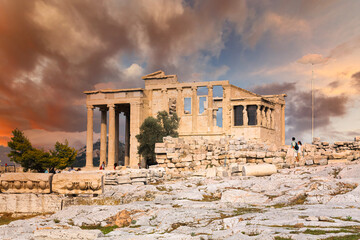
<box><xmin>0</xmin><ymin>194</ymin><xmax>62</xmax><ymax>213</ymax></box>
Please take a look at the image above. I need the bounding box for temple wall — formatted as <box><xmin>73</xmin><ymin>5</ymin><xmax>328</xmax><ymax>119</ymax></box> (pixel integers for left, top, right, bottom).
<box><xmin>155</xmin><ymin>136</ymin><xmax>360</xmax><ymax>172</ymax></box>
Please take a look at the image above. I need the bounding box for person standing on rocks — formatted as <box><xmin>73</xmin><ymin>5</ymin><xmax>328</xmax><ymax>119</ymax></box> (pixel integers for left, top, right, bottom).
<box><xmin>291</xmin><ymin>137</ymin><xmax>299</xmax><ymax>163</ymax></box>
<box><xmin>100</xmin><ymin>161</ymin><xmax>105</xmax><ymax>170</ymax></box>
<box><xmin>297</xmin><ymin>141</ymin><xmax>303</xmax><ymax>159</ymax></box>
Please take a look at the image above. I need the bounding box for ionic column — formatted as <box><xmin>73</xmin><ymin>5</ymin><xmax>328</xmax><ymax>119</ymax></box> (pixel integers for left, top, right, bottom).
<box><xmin>266</xmin><ymin>108</ymin><xmax>270</xmax><ymax>128</ymax></box>
<box><xmin>115</xmin><ymin>109</ymin><xmax>119</xmax><ymax>167</ymax></box>
<box><xmin>243</xmin><ymin>105</ymin><xmax>248</xmax><ymax>126</ymax></box>
<box><xmin>130</xmin><ymin>102</ymin><xmax>142</xmax><ymax>167</ymax></box>
<box><xmin>256</xmin><ymin>105</ymin><xmax>261</xmax><ymax>126</ymax></box>
<box><xmin>124</xmin><ymin>110</ymin><xmax>130</xmax><ymax>166</ymax></box>
<box><xmin>222</xmin><ymin>85</ymin><xmax>230</xmax><ymax>132</ymax></box>
<box><xmin>107</xmin><ymin>103</ymin><xmax>116</xmax><ymax>168</ymax></box>
<box><xmin>99</xmin><ymin>107</ymin><xmax>107</xmax><ymax>166</ymax></box>
<box><xmin>208</xmin><ymin>86</ymin><xmax>213</xmax><ymax>132</ymax></box>
<box><xmin>271</xmin><ymin>109</ymin><xmax>275</xmax><ymax>129</ymax></box>
<box><xmin>86</xmin><ymin>105</ymin><xmax>94</xmax><ymax>168</ymax></box>
<box><xmin>192</xmin><ymin>86</ymin><xmax>198</xmax><ymax>132</ymax></box>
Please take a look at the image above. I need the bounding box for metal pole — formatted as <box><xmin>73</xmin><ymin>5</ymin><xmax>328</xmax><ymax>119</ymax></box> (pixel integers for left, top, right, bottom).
<box><xmin>311</xmin><ymin>63</ymin><xmax>314</xmax><ymax>143</ymax></box>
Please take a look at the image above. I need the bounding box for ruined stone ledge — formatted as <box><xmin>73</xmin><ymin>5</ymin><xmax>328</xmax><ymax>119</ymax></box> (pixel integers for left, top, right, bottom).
<box><xmin>52</xmin><ymin>172</ymin><xmax>104</xmax><ymax>195</ymax></box>
<box><xmin>0</xmin><ymin>193</ymin><xmax>62</xmax><ymax>213</ymax></box>
<box><xmin>0</xmin><ymin>173</ymin><xmax>53</xmax><ymax>194</ymax></box>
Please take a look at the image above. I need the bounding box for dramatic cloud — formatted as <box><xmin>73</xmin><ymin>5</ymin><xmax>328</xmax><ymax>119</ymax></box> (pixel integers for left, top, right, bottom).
<box><xmin>252</xmin><ymin>82</ymin><xmax>296</xmax><ymax>95</ymax></box>
<box><xmin>329</xmin><ymin>35</ymin><xmax>360</xmax><ymax>58</ymax></box>
<box><xmin>297</xmin><ymin>54</ymin><xmax>330</xmax><ymax>65</ymax></box>
<box><xmin>351</xmin><ymin>71</ymin><xmax>360</xmax><ymax>91</ymax></box>
<box><xmin>0</xmin><ymin>0</ymin><xmax>358</xmax><ymax>146</ymax></box>
<box><xmin>286</xmin><ymin>90</ymin><xmax>349</xmax><ymax>140</ymax></box>
<box><xmin>252</xmin><ymin>81</ymin><xmax>350</xmax><ymax>141</ymax></box>
<box><xmin>0</xmin><ymin>0</ymin><xmax>252</xmax><ymax>145</ymax></box>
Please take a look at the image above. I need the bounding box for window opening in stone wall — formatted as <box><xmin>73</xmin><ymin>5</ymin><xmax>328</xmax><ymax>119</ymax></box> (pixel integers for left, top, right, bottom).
<box><xmin>213</xmin><ymin>85</ymin><xmax>223</xmax><ymax>98</ymax></box>
<box><xmin>184</xmin><ymin>97</ymin><xmax>191</xmax><ymax>114</ymax></box>
<box><xmin>247</xmin><ymin>105</ymin><xmax>257</xmax><ymax>125</ymax></box>
<box><xmin>197</xmin><ymin>86</ymin><xmax>208</xmax><ymax>95</ymax></box>
<box><xmin>168</xmin><ymin>98</ymin><xmax>177</xmax><ymax>115</ymax></box>
<box><xmin>234</xmin><ymin>105</ymin><xmax>244</xmax><ymax>126</ymax></box>
<box><xmin>199</xmin><ymin>97</ymin><xmax>207</xmax><ymax>114</ymax></box>
<box><xmin>216</xmin><ymin>107</ymin><xmax>223</xmax><ymax>127</ymax></box>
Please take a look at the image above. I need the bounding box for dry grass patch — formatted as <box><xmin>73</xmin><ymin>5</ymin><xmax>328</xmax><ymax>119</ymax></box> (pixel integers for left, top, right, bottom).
<box><xmin>0</xmin><ymin>213</ymin><xmax>44</xmax><ymax>225</ymax></box>
<box><xmin>80</xmin><ymin>224</ymin><xmax>119</xmax><ymax>234</ymax></box>
<box><xmin>331</xmin><ymin>183</ymin><xmax>358</xmax><ymax>196</ymax></box>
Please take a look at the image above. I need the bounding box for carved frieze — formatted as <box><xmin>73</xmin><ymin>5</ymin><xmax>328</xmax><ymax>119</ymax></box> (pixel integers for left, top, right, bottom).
<box><xmin>0</xmin><ymin>173</ymin><xmax>53</xmax><ymax>194</ymax></box>
<box><xmin>52</xmin><ymin>172</ymin><xmax>104</xmax><ymax>194</ymax></box>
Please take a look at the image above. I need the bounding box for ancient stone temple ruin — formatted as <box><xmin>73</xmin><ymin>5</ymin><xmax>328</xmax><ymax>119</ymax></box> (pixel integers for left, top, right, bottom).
<box><xmin>84</xmin><ymin>71</ymin><xmax>286</xmax><ymax>168</ymax></box>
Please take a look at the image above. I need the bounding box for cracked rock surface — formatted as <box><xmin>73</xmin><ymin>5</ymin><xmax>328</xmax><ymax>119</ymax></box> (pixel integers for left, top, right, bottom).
<box><xmin>2</xmin><ymin>163</ymin><xmax>360</xmax><ymax>239</ymax></box>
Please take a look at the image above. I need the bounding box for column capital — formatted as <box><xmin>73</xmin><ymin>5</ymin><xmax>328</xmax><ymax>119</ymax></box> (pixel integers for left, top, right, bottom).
<box><xmin>108</xmin><ymin>103</ymin><xmax>115</xmax><ymax>108</ymax></box>
<box><xmin>176</xmin><ymin>87</ymin><xmax>183</xmax><ymax>91</ymax></box>
<box><xmin>191</xmin><ymin>86</ymin><xmax>197</xmax><ymax>90</ymax></box>
<box><xmin>87</xmin><ymin>105</ymin><xmax>95</xmax><ymax>110</ymax></box>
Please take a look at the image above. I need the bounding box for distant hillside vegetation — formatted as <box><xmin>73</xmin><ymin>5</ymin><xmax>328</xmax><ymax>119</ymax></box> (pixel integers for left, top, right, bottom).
<box><xmin>73</xmin><ymin>139</ymin><xmax>125</xmax><ymax>167</ymax></box>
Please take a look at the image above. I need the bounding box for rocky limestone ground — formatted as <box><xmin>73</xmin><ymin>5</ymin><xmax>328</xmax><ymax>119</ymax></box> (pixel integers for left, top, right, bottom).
<box><xmin>3</xmin><ymin>163</ymin><xmax>360</xmax><ymax>240</ymax></box>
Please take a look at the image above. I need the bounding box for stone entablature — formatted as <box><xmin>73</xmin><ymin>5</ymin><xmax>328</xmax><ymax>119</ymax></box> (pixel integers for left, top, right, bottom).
<box><xmin>0</xmin><ymin>173</ymin><xmax>52</xmax><ymax>194</ymax></box>
<box><xmin>0</xmin><ymin>173</ymin><xmax>104</xmax><ymax>195</ymax></box>
<box><xmin>84</xmin><ymin>70</ymin><xmax>286</xmax><ymax>168</ymax></box>
<box><xmin>52</xmin><ymin>172</ymin><xmax>103</xmax><ymax>195</ymax></box>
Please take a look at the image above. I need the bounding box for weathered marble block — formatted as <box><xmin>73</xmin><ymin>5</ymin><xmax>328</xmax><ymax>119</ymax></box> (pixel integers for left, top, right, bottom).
<box><xmin>52</xmin><ymin>172</ymin><xmax>103</xmax><ymax>194</ymax></box>
<box><xmin>0</xmin><ymin>194</ymin><xmax>61</xmax><ymax>213</ymax></box>
<box><xmin>242</xmin><ymin>164</ymin><xmax>277</xmax><ymax>176</ymax></box>
<box><xmin>0</xmin><ymin>173</ymin><xmax>53</xmax><ymax>194</ymax></box>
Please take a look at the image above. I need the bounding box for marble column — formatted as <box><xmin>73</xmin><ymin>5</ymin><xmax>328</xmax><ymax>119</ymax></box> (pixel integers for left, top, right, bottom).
<box><xmin>124</xmin><ymin>110</ymin><xmax>130</xmax><ymax>166</ymax></box>
<box><xmin>130</xmin><ymin>102</ymin><xmax>142</xmax><ymax>167</ymax></box>
<box><xmin>107</xmin><ymin>104</ymin><xmax>115</xmax><ymax>168</ymax></box>
<box><xmin>266</xmin><ymin>108</ymin><xmax>270</xmax><ymax>128</ymax></box>
<box><xmin>271</xmin><ymin>109</ymin><xmax>275</xmax><ymax>129</ymax></box>
<box><xmin>115</xmin><ymin>109</ymin><xmax>119</xmax><ymax>167</ymax></box>
<box><xmin>208</xmin><ymin>86</ymin><xmax>213</xmax><ymax>132</ymax></box>
<box><xmin>256</xmin><ymin>105</ymin><xmax>261</xmax><ymax>126</ymax></box>
<box><xmin>192</xmin><ymin>86</ymin><xmax>198</xmax><ymax>132</ymax></box>
<box><xmin>99</xmin><ymin>107</ymin><xmax>107</xmax><ymax>166</ymax></box>
<box><xmin>86</xmin><ymin>105</ymin><xmax>94</xmax><ymax>168</ymax></box>
<box><xmin>243</xmin><ymin>105</ymin><xmax>248</xmax><ymax>126</ymax></box>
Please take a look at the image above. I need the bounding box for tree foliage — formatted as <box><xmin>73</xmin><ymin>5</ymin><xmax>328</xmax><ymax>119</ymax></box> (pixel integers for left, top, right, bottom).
<box><xmin>7</xmin><ymin>129</ymin><xmax>77</xmax><ymax>172</ymax></box>
<box><xmin>136</xmin><ymin>111</ymin><xmax>179</xmax><ymax>165</ymax></box>
<box><xmin>49</xmin><ymin>140</ymin><xmax>77</xmax><ymax>171</ymax></box>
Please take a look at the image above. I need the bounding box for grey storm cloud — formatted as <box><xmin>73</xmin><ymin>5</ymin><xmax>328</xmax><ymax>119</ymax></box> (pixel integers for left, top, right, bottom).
<box><xmin>252</xmin><ymin>81</ymin><xmax>349</xmax><ymax>141</ymax></box>
<box><xmin>252</xmin><ymin>82</ymin><xmax>296</xmax><ymax>95</ymax></box>
<box><xmin>0</xmin><ymin>0</ymin><xmax>251</xmax><ymax>136</ymax></box>
<box><xmin>0</xmin><ymin>0</ymin><xmax>347</xmax><ymax>145</ymax></box>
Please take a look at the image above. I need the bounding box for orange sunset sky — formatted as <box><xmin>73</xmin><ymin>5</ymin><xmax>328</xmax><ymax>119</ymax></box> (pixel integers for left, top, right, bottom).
<box><xmin>0</xmin><ymin>0</ymin><xmax>359</xmax><ymax>149</ymax></box>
